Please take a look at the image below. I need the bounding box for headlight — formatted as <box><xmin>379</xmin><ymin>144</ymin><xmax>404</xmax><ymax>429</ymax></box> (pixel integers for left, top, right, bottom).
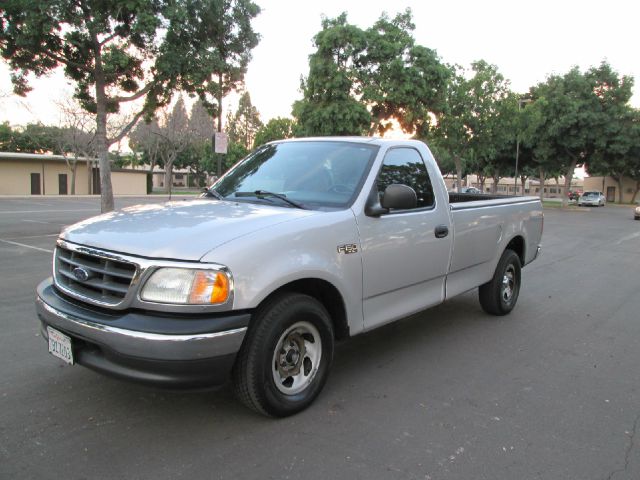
<box><xmin>140</xmin><ymin>268</ymin><xmax>231</xmax><ymax>305</ymax></box>
<box><xmin>635</xmin><ymin>206</ymin><xmax>640</xmax><ymax>214</ymax></box>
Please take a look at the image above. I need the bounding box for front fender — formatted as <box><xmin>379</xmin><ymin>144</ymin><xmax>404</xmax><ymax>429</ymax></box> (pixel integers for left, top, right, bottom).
<box><xmin>200</xmin><ymin>209</ymin><xmax>365</xmax><ymax>336</ymax></box>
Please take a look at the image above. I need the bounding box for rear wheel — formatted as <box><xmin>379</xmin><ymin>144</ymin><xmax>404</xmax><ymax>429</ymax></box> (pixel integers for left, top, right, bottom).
<box><xmin>232</xmin><ymin>293</ymin><xmax>334</xmax><ymax>417</ymax></box>
<box><xmin>479</xmin><ymin>249</ymin><xmax>521</xmax><ymax>316</ymax></box>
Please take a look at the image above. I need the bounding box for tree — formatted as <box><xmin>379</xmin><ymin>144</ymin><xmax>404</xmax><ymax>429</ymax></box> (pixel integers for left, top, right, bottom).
<box><xmin>292</xmin><ymin>13</ymin><xmax>370</xmax><ymax>136</ymax></box>
<box><xmin>56</xmin><ymin>99</ymin><xmax>97</xmax><ymax>194</ymax></box>
<box><xmin>430</xmin><ymin>61</ymin><xmax>514</xmax><ymax>191</ymax></box>
<box><xmin>293</xmin><ymin>10</ymin><xmax>448</xmax><ymax>137</ymax></box>
<box><xmin>130</xmin><ymin>117</ymin><xmax>162</xmax><ymax>174</ymax></box>
<box><xmin>1</xmin><ymin>123</ymin><xmax>63</xmax><ymax>153</ymax></box>
<box><xmin>1</xmin><ymin>0</ymin><xmax>260</xmax><ymax>212</ymax></box>
<box><xmin>161</xmin><ymin>0</ymin><xmax>261</xmax><ymax>134</ymax></box>
<box><xmin>358</xmin><ymin>10</ymin><xmax>449</xmax><ymax>136</ymax></box>
<box><xmin>527</xmin><ymin>62</ymin><xmax>634</xmax><ymax>207</ymax></box>
<box><xmin>186</xmin><ymin>99</ymin><xmax>216</xmax><ymax>187</ymax></box>
<box><xmin>519</xmin><ymin>98</ymin><xmax>563</xmax><ymax>201</ymax></box>
<box><xmin>254</xmin><ymin>118</ymin><xmax>298</xmax><ymax>147</ymax></box>
<box><xmin>588</xmin><ymin>108</ymin><xmax>640</xmax><ymax>202</ymax></box>
<box><xmin>226</xmin><ymin>91</ymin><xmax>262</xmax><ymax>149</ymax></box>
<box><xmin>430</xmin><ymin>65</ymin><xmax>472</xmax><ymax>189</ymax></box>
<box><xmin>157</xmin><ymin>97</ymin><xmax>191</xmax><ymax>193</ymax></box>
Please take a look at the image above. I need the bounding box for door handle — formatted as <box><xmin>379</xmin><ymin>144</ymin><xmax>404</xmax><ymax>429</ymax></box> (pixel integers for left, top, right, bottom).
<box><xmin>434</xmin><ymin>225</ymin><xmax>449</xmax><ymax>238</ymax></box>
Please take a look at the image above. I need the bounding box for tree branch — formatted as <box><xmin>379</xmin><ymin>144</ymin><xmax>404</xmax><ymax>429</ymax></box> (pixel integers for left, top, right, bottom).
<box><xmin>113</xmin><ymin>82</ymin><xmax>155</xmax><ymax>103</ymax></box>
<box><xmin>41</xmin><ymin>50</ymin><xmax>88</xmax><ymax>71</ymax></box>
<box><xmin>108</xmin><ymin>110</ymin><xmax>145</xmax><ymax>145</ymax></box>
<box><xmin>99</xmin><ymin>32</ymin><xmax>119</xmax><ymax>47</ymax></box>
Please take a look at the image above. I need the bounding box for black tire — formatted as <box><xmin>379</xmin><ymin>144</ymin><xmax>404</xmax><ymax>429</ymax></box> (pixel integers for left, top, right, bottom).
<box><xmin>232</xmin><ymin>293</ymin><xmax>334</xmax><ymax>417</ymax></box>
<box><xmin>479</xmin><ymin>249</ymin><xmax>522</xmax><ymax>316</ymax></box>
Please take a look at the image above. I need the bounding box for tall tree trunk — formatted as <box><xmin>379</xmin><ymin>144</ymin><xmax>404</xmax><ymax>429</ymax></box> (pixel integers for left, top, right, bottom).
<box><xmin>615</xmin><ymin>175</ymin><xmax>623</xmax><ymax>203</ymax></box>
<box><xmin>164</xmin><ymin>167</ymin><xmax>172</xmax><ymax>194</ymax></box>
<box><xmin>71</xmin><ymin>160</ymin><xmax>77</xmax><ymax>195</ymax></box>
<box><xmin>94</xmin><ymin>43</ymin><xmax>114</xmax><ymax>212</ymax></box>
<box><xmin>520</xmin><ymin>175</ymin><xmax>527</xmax><ymax>196</ymax></box>
<box><xmin>562</xmin><ymin>158</ymin><xmax>578</xmax><ymax>208</ymax></box>
<box><xmin>538</xmin><ymin>167</ymin><xmax>545</xmax><ymax>202</ymax></box>
<box><xmin>492</xmin><ymin>175</ymin><xmax>500</xmax><ymax>194</ymax></box>
<box><xmin>454</xmin><ymin>156</ymin><xmax>463</xmax><ymax>192</ymax></box>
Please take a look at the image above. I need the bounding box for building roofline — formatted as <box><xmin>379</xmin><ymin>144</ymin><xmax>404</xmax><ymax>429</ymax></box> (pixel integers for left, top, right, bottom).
<box><xmin>0</xmin><ymin>151</ymin><xmax>96</xmax><ymax>162</ymax></box>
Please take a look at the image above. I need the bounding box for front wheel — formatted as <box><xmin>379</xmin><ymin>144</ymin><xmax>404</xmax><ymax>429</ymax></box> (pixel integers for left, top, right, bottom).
<box><xmin>479</xmin><ymin>249</ymin><xmax>522</xmax><ymax>316</ymax></box>
<box><xmin>232</xmin><ymin>293</ymin><xmax>334</xmax><ymax>417</ymax></box>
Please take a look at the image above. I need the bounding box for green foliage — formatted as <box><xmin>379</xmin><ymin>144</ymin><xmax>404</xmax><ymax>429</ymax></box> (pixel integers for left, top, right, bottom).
<box><xmin>226</xmin><ymin>91</ymin><xmax>262</xmax><ymax>149</ymax></box>
<box><xmin>0</xmin><ymin>122</ymin><xmax>67</xmax><ymax>153</ymax></box>
<box><xmin>1</xmin><ymin>0</ymin><xmax>261</xmax><ymax>211</ymax></box>
<box><xmin>526</xmin><ymin>62</ymin><xmax>634</xmax><ymax>204</ymax></box>
<box><xmin>159</xmin><ymin>0</ymin><xmax>261</xmax><ymax>123</ymax></box>
<box><xmin>0</xmin><ymin>122</ymin><xmax>12</xmax><ymax>150</ymax></box>
<box><xmin>587</xmin><ymin>107</ymin><xmax>640</xmax><ymax>200</ymax></box>
<box><xmin>254</xmin><ymin>118</ymin><xmax>298</xmax><ymax>147</ymax></box>
<box><xmin>430</xmin><ymin>61</ymin><xmax>515</xmax><ymax>188</ymax></box>
<box><xmin>293</xmin><ymin>9</ymin><xmax>448</xmax><ymax>137</ymax></box>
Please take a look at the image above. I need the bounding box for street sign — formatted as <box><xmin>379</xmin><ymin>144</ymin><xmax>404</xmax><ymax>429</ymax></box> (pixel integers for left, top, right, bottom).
<box><xmin>214</xmin><ymin>132</ymin><xmax>228</xmax><ymax>154</ymax></box>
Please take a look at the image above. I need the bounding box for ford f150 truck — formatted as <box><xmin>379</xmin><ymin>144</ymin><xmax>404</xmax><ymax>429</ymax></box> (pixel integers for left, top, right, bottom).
<box><xmin>36</xmin><ymin>138</ymin><xmax>543</xmax><ymax>417</ymax></box>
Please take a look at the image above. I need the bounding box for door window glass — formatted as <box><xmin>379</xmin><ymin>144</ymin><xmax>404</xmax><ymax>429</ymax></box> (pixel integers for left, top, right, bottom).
<box><xmin>376</xmin><ymin>148</ymin><xmax>434</xmax><ymax>209</ymax></box>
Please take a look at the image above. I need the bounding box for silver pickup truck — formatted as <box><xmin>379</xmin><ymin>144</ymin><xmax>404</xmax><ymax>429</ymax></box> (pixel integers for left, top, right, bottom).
<box><xmin>36</xmin><ymin>138</ymin><xmax>543</xmax><ymax>417</ymax></box>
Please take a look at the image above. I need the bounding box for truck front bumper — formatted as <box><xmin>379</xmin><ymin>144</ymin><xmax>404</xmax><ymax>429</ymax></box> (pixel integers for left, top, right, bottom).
<box><xmin>35</xmin><ymin>278</ymin><xmax>249</xmax><ymax>388</ymax></box>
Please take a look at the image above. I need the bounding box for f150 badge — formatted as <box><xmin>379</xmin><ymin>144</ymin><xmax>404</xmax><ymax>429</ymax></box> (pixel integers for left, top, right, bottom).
<box><xmin>337</xmin><ymin>244</ymin><xmax>358</xmax><ymax>254</ymax></box>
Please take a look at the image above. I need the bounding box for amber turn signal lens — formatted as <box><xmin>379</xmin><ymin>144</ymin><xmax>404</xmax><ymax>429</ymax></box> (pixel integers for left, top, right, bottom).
<box><xmin>189</xmin><ymin>270</ymin><xmax>230</xmax><ymax>304</ymax></box>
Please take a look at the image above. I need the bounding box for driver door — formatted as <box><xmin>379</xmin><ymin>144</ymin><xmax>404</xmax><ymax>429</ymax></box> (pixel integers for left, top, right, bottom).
<box><xmin>356</xmin><ymin>147</ymin><xmax>453</xmax><ymax>330</ymax></box>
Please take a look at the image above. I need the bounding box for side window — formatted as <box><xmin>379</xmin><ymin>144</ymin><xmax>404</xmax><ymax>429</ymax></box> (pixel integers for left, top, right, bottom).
<box><xmin>376</xmin><ymin>148</ymin><xmax>435</xmax><ymax>209</ymax></box>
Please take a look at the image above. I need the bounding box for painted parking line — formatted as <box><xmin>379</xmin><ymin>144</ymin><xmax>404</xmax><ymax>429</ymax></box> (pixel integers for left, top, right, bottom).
<box><xmin>4</xmin><ymin>199</ymin><xmax>56</xmax><ymax>207</ymax></box>
<box><xmin>0</xmin><ymin>238</ymin><xmax>54</xmax><ymax>253</ymax></box>
<box><xmin>0</xmin><ymin>209</ymin><xmax>97</xmax><ymax>214</ymax></box>
<box><xmin>22</xmin><ymin>219</ymin><xmax>53</xmax><ymax>224</ymax></box>
<box><xmin>615</xmin><ymin>231</ymin><xmax>640</xmax><ymax>245</ymax></box>
<box><xmin>5</xmin><ymin>233</ymin><xmax>59</xmax><ymax>240</ymax></box>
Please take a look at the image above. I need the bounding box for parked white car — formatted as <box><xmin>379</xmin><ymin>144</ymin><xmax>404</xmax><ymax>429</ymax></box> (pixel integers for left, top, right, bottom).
<box><xmin>578</xmin><ymin>191</ymin><xmax>605</xmax><ymax>207</ymax></box>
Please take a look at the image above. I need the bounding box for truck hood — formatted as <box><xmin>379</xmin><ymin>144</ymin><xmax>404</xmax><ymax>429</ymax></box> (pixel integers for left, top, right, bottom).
<box><xmin>61</xmin><ymin>200</ymin><xmax>319</xmax><ymax>261</ymax></box>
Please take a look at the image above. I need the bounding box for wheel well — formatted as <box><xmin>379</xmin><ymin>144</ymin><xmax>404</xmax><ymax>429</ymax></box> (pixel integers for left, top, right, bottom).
<box><xmin>506</xmin><ymin>236</ymin><xmax>525</xmax><ymax>265</ymax></box>
<box><xmin>259</xmin><ymin>279</ymin><xmax>349</xmax><ymax>340</ymax></box>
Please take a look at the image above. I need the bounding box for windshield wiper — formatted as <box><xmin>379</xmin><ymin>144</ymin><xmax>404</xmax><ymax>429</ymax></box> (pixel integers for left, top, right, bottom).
<box><xmin>235</xmin><ymin>190</ymin><xmax>307</xmax><ymax>210</ymax></box>
<box><xmin>201</xmin><ymin>188</ymin><xmax>224</xmax><ymax>200</ymax></box>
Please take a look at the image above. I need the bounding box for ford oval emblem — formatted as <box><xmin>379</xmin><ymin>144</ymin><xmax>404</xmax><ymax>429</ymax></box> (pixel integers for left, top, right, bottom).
<box><xmin>72</xmin><ymin>267</ymin><xmax>90</xmax><ymax>282</ymax></box>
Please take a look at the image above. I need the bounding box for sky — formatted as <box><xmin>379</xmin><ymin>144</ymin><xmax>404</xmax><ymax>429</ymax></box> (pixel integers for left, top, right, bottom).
<box><xmin>1</xmin><ymin>0</ymin><xmax>639</xmax><ymax>127</ymax></box>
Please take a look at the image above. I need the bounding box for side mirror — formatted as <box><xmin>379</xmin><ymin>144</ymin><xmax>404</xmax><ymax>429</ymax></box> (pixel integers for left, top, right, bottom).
<box><xmin>381</xmin><ymin>184</ymin><xmax>417</xmax><ymax>210</ymax></box>
<box><xmin>365</xmin><ymin>184</ymin><xmax>417</xmax><ymax>216</ymax></box>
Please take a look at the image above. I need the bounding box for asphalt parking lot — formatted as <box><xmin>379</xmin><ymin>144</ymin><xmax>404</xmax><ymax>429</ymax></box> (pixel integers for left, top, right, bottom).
<box><xmin>1</xmin><ymin>196</ymin><xmax>639</xmax><ymax>479</ymax></box>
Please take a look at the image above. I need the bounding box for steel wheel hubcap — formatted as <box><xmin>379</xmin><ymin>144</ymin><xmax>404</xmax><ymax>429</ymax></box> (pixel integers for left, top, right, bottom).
<box><xmin>501</xmin><ymin>265</ymin><xmax>516</xmax><ymax>303</ymax></box>
<box><xmin>272</xmin><ymin>321</ymin><xmax>322</xmax><ymax>395</ymax></box>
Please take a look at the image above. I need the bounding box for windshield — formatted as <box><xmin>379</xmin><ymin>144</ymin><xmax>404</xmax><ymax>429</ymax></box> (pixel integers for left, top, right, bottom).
<box><xmin>210</xmin><ymin>141</ymin><xmax>378</xmax><ymax>210</ymax></box>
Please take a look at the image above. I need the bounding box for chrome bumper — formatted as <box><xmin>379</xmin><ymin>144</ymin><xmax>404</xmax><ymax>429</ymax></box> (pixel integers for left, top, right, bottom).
<box><xmin>37</xmin><ymin>295</ymin><xmax>247</xmax><ymax>361</ymax></box>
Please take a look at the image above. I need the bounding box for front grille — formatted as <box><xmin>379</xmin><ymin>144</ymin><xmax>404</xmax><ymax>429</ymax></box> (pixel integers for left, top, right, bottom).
<box><xmin>55</xmin><ymin>246</ymin><xmax>137</xmax><ymax>306</ymax></box>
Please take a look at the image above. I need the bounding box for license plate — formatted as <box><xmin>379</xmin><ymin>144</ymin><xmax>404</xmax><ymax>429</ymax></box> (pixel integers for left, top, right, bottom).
<box><xmin>47</xmin><ymin>326</ymin><xmax>74</xmax><ymax>365</ymax></box>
